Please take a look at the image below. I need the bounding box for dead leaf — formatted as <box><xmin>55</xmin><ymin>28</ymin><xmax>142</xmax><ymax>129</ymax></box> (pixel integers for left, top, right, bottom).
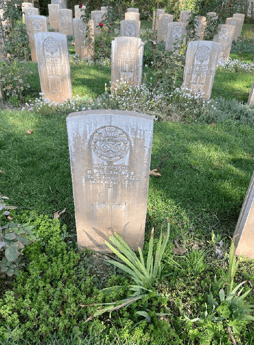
<box><xmin>26</xmin><ymin>129</ymin><xmax>33</xmax><ymax>135</ymax></box>
<box><xmin>6</xmin><ymin>206</ymin><xmax>17</xmax><ymax>210</ymax></box>
<box><xmin>7</xmin><ymin>216</ymin><xmax>13</xmax><ymax>221</ymax></box>
<box><xmin>54</xmin><ymin>208</ymin><xmax>66</xmax><ymax>219</ymax></box>
<box><xmin>192</xmin><ymin>243</ymin><xmax>199</xmax><ymax>250</ymax></box>
<box><xmin>173</xmin><ymin>240</ymin><xmax>187</xmax><ymax>255</ymax></box>
<box><xmin>0</xmin><ymin>170</ymin><xmax>4</xmax><ymax>174</ymax></box>
<box><xmin>149</xmin><ymin>169</ymin><xmax>161</xmax><ymax>177</ymax></box>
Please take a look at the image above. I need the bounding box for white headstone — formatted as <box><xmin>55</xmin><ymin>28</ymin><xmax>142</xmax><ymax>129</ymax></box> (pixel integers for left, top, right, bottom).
<box><xmin>48</xmin><ymin>4</ymin><xmax>59</xmax><ymax>31</ymax></box>
<box><xmin>58</xmin><ymin>9</ymin><xmax>73</xmax><ymax>36</ymax></box>
<box><xmin>51</xmin><ymin>0</ymin><xmax>66</xmax><ymax>10</ymax></box>
<box><xmin>75</xmin><ymin>4</ymin><xmax>86</xmax><ymax>19</ymax></box>
<box><xmin>233</xmin><ymin>13</ymin><xmax>245</xmax><ymax>38</ymax></box>
<box><xmin>179</xmin><ymin>10</ymin><xmax>191</xmax><ymax>23</ymax></box>
<box><xmin>73</xmin><ymin>18</ymin><xmax>94</xmax><ymax>59</ymax></box>
<box><xmin>182</xmin><ymin>40</ymin><xmax>220</xmax><ymax>100</ymax></box>
<box><xmin>152</xmin><ymin>9</ymin><xmax>165</xmax><ymax>30</ymax></box>
<box><xmin>125</xmin><ymin>12</ymin><xmax>140</xmax><ymax>21</ymax></box>
<box><xmin>34</xmin><ymin>32</ymin><xmax>72</xmax><ymax>103</ymax></box>
<box><xmin>26</xmin><ymin>15</ymin><xmax>47</xmax><ymax>62</ymax></box>
<box><xmin>226</xmin><ymin>17</ymin><xmax>241</xmax><ymax>42</ymax></box>
<box><xmin>22</xmin><ymin>2</ymin><xmax>33</xmax><ymax>22</ymax></box>
<box><xmin>91</xmin><ymin>10</ymin><xmax>106</xmax><ymax>35</ymax></box>
<box><xmin>195</xmin><ymin>16</ymin><xmax>206</xmax><ymax>40</ymax></box>
<box><xmin>157</xmin><ymin>14</ymin><xmax>173</xmax><ymax>43</ymax></box>
<box><xmin>66</xmin><ymin>109</ymin><xmax>154</xmax><ymax>252</ymax></box>
<box><xmin>213</xmin><ymin>24</ymin><xmax>235</xmax><ymax>60</ymax></box>
<box><xmin>234</xmin><ymin>171</ymin><xmax>254</xmax><ymax>259</ymax></box>
<box><xmin>24</xmin><ymin>7</ymin><xmax>39</xmax><ymax>24</ymax></box>
<box><xmin>111</xmin><ymin>36</ymin><xmax>144</xmax><ymax>89</ymax></box>
<box><xmin>120</xmin><ymin>20</ymin><xmax>140</xmax><ymax>38</ymax></box>
<box><xmin>127</xmin><ymin>8</ymin><xmax>139</xmax><ymax>13</ymax></box>
<box><xmin>165</xmin><ymin>22</ymin><xmax>187</xmax><ymax>51</ymax></box>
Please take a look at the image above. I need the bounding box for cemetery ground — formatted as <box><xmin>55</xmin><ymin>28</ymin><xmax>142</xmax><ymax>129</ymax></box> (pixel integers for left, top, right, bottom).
<box><xmin>1</xmin><ymin>22</ymin><xmax>254</xmax><ymax>345</ymax></box>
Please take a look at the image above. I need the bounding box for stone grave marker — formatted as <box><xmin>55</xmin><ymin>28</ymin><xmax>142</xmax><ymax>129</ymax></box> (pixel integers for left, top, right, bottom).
<box><xmin>157</xmin><ymin>14</ymin><xmax>173</xmax><ymax>43</ymax></box>
<box><xmin>152</xmin><ymin>9</ymin><xmax>165</xmax><ymax>30</ymax></box>
<box><xmin>66</xmin><ymin>109</ymin><xmax>154</xmax><ymax>252</ymax></box>
<box><xmin>248</xmin><ymin>78</ymin><xmax>254</xmax><ymax>105</ymax></box>
<box><xmin>51</xmin><ymin>0</ymin><xmax>66</xmax><ymax>10</ymax></box>
<box><xmin>213</xmin><ymin>24</ymin><xmax>235</xmax><ymax>60</ymax></box>
<box><xmin>48</xmin><ymin>4</ymin><xmax>59</xmax><ymax>31</ymax></box>
<box><xmin>233</xmin><ymin>13</ymin><xmax>245</xmax><ymax>38</ymax></box>
<box><xmin>58</xmin><ymin>9</ymin><xmax>73</xmax><ymax>36</ymax></box>
<box><xmin>120</xmin><ymin>19</ymin><xmax>140</xmax><ymax>38</ymax></box>
<box><xmin>34</xmin><ymin>32</ymin><xmax>72</xmax><ymax>103</ymax></box>
<box><xmin>182</xmin><ymin>40</ymin><xmax>220</xmax><ymax>100</ymax></box>
<box><xmin>75</xmin><ymin>4</ymin><xmax>85</xmax><ymax>19</ymax></box>
<box><xmin>22</xmin><ymin>2</ymin><xmax>33</xmax><ymax>22</ymax></box>
<box><xmin>73</xmin><ymin>18</ymin><xmax>94</xmax><ymax>59</ymax></box>
<box><xmin>127</xmin><ymin>8</ymin><xmax>139</xmax><ymax>12</ymax></box>
<box><xmin>226</xmin><ymin>17</ymin><xmax>241</xmax><ymax>42</ymax></box>
<box><xmin>165</xmin><ymin>22</ymin><xmax>187</xmax><ymax>51</ymax></box>
<box><xmin>91</xmin><ymin>10</ymin><xmax>106</xmax><ymax>35</ymax></box>
<box><xmin>24</xmin><ymin>7</ymin><xmax>39</xmax><ymax>24</ymax></box>
<box><xmin>125</xmin><ymin>12</ymin><xmax>140</xmax><ymax>21</ymax></box>
<box><xmin>179</xmin><ymin>10</ymin><xmax>191</xmax><ymax>23</ymax></box>
<box><xmin>207</xmin><ymin>12</ymin><xmax>217</xmax><ymax>18</ymax></box>
<box><xmin>26</xmin><ymin>15</ymin><xmax>47</xmax><ymax>62</ymax></box>
<box><xmin>101</xmin><ymin>6</ymin><xmax>108</xmax><ymax>12</ymax></box>
<box><xmin>234</xmin><ymin>171</ymin><xmax>254</xmax><ymax>259</ymax></box>
<box><xmin>195</xmin><ymin>16</ymin><xmax>206</xmax><ymax>40</ymax></box>
<box><xmin>111</xmin><ymin>36</ymin><xmax>144</xmax><ymax>89</ymax></box>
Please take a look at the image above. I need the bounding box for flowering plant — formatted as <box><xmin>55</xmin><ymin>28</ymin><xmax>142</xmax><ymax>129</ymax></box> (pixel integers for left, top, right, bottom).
<box><xmin>79</xmin><ymin>3</ymin><xmax>82</xmax><ymax>8</ymax></box>
<box><xmin>99</xmin><ymin>22</ymin><xmax>103</xmax><ymax>27</ymax></box>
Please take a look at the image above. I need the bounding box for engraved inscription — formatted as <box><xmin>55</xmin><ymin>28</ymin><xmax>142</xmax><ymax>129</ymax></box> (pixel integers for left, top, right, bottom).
<box><xmin>125</xmin><ymin>23</ymin><xmax>136</xmax><ymax>36</ymax></box>
<box><xmin>173</xmin><ymin>25</ymin><xmax>182</xmax><ymax>42</ymax></box>
<box><xmin>79</xmin><ymin>21</ymin><xmax>86</xmax><ymax>33</ymax></box>
<box><xmin>162</xmin><ymin>16</ymin><xmax>169</xmax><ymax>25</ymax></box>
<box><xmin>195</xmin><ymin>46</ymin><xmax>210</xmax><ymax>64</ymax></box>
<box><xmin>219</xmin><ymin>27</ymin><xmax>229</xmax><ymax>41</ymax></box>
<box><xmin>43</xmin><ymin>36</ymin><xmax>59</xmax><ymax>54</ymax></box>
<box><xmin>32</xmin><ymin>19</ymin><xmax>42</xmax><ymax>31</ymax></box>
<box><xmin>27</xmin><ymin>9</ymin><xmax>34</xmax><ymax>16</ymax></box>
<box><xmin>231</xmin><ymin>20</ymin><xmax>237</xmax><ymax>26</ymax></box>
<box><xmin>91</xmin><ymin>126</ymin><xmax>130</xmax><ymax>161</ymax></box>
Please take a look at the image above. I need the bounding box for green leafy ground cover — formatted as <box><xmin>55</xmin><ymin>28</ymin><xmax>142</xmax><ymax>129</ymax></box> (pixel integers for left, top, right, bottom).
<box><xmin>0</xmin><ymin>21</ymin><xmax>254</xmax><ymax>345</ymax></box>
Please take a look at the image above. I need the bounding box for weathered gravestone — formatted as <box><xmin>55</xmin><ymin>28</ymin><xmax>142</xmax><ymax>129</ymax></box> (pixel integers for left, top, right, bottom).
<box><xmin>51</xmin><ymin>0</ymin><xmax>66</xmax><ymax>10</ymax></box>
<box><xmin>34</xmin><ymin>32</ymin><xmax>72</xmax><ymax>103</ymax></box>
<box><xmin>234</xmin><ymin>171</ymin><xmax>254</xmax><ymax>259</ymax></box>
<box><xmin>22</xmin><ymin>2</ymin><xmax>33</xmax><ymax>22</ymax></box>
<box><xmin>226</xmin><ymin>17</ymin><xmax>241</xmax><ymax>42</ymax></box>
<box><xmin>248</xmin><ymin>78</ymin><xmax>254</xmax><ymax>105</ymax></box>
<box><xmin>91</xmin><ymin>11</ymin><xmax>105</xmax><ymax>35</ymax></box>
<box><xmin>182</xmin><ymin>40</ymin><xmax>220</xmax><ymax>100</ymax></box>
<box><xmin>111</xmin><ymin>36</ymin><xmax>144</xmax><ymax>89</ymax></box>
<box><xmin>233</xmin><ymin>13</ymin><xmax>245</xmax><ymax>38</ymax></box>
<box><xmin>152</xmin><ymin>9</ymin><xmax>165</xmax><ymax>31</ymax></box>
<box><xmin>24</xmin><ymin>7</ymin><xmax>39</xmax><ymax>24</ymax></box>
<box><xmin>73</xmin><ymin>18</ymin><xmax>94</xmax><ymax>59</ymax></box>
<box><xmin>66</xmin><ymin>109</ymin><xmax>154</xmax><ymax>252</ymax></box>
<box><xmin>213</xmin><ymin>24</ymin><xmax>235</xmax><ymax>60</ymax></box>
<box><xmin>58</xmin><ymin>9</ymin><xmax>73</xmax><ymax>36</ymax></box>
<box><xmin>125</xmin><ymin>12</ymin><xmax>140</xmax><ymax>21</ymax></box>
<box><xmin>26</xmin><ymin>15</ymin><xmax>47</xmax><ymax>62</ymax></box>
<box><xmin>101</xmin><ymin>6</ymin><xmax>108</xmax><ymax>12</ymax></box>
<box><xmin>165</xmin><ymin>22</ymin><xmax>187</xmax><ymax>51</ymax></box>
<box><xmin>127</xmin><ymin>8</ymin><xmax>139</xmax><ymax>12</ymax></box>
<box><xmin>75</xmin><ymin>4</ymin><xmax>85</xmax><ymax>19</ymax></box>
<box><xmin>157</xmin><ymin>14</ymin><xmax>173</xmax><ymax>43</ymax></box>
<box><xmin>248</xmin><ymin>0</ymin><xmax>254</xmax><ymax>16</ymax></box>
<box><xmin>207</xmin><ymin>12</ymin><xmax>217</xmax><ymax>18</ymax></box>
<box><xmin>195</xmin><ymin>16</ymin><xmax>206</xmax><ymax>40</ymax></box>
<box><xmin>48</xmin><ymin>4</ymin><xmax>59</xmax><ymax>31</ymax></box>
<box><xmin>179</xmin><ymin>10</ymin><xmax>191</xmax><ymax>23</ymax></box>
<box><xmin>120</xmin><ymin>19</ymin><xmax>140</xmax><ymax>38</ymax></box>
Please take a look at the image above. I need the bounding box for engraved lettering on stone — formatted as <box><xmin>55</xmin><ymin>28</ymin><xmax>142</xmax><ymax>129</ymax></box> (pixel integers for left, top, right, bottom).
<box><xmin>128</xmin><ymin>14</ymin><xmax>135</xmax><ymax>20</ymax></box>
<box><xmin>219</xmin><ymin>27</ymin><xmax>229</xmax><ymax>40</ymax></box>
<box><xmin>195</xmin><ymin>46</ymin><xmax>210</xmax><ymax>64</ymax></box>
<box><xmin>32</xmin><ymin>19</ymin><xmax>42</xmax><ymax>31</ymax></box>
<box><xmin>27</xmin><ymin>9</ymin><xmax>34</xmax><ymax>16</ymax></box>
<box><xmin>162</xmin><ymin>16</ymin><xmax>169</xmax><ymax>25</ymax></box>
<box><xmin>231</xmin><ymin>20</ymin><xmax>237</xmax><ymax>26</ymax></box>
<box><xmin>173</xmin><ymin>25</ymin><xmax>182</xmax><ymax>42</ymax></box>
<box><xmin>91</xmin><ymin>126</ymin><xmax>130</xmax><ymax>161</ymax></box>
<box><xmin>43</xmin><ymin>37</ymin><xmax>62</xmax><ymax>94</ymax></box>
<box><xmin>79</xmin><ymin>21</ymin><xmax>85</xmax><ymax>33</ymax></box>
<box><xmin>125</xmin><ymin>23</ymin><xmax>136</xmax><ymax>36</ymax></box>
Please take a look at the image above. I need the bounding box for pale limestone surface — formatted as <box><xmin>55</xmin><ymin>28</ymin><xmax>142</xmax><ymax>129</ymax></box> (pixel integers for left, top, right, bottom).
<box><xmin>111</xmin><ymin>36</ymin><xmax>144</xmax><ymax>89</ymax></box>
<box><xmin>165</xmin><ymin>22</ymin><xmax>187</xmax><ymax>51</ymax></box>
<box><xmin>182</xmin><ymin>40</ymin><xmax>220</xmax><ymax>100</ymax></box>
<box><xmin>66</xmin><ymin>109</ymin><xmax>154</xmax><ymax>252</ymax></box>
<box><xmin>195</xmin><ymin>16</ymin><xmax>206</xmax><ymax>40</ymax></box>
<box><xmin>157</xmin><ymin>14</ymin><xmax>173</xmax><ymax>43</ymax></box>
<box><xmin>34</xmin><ymin>32</ymin><xmax>72</xmax><ymax>103</ymax></box>
<box><xmin>75</xmin><ymin>5</ymin><xmax>85</xmax><ymax>19</ymax></box>
<box><xmin>26</xmin><ymin>15</ymin><xmax>47</xmax><ymax>62</ymax></box>
<box><xmin>207</xmin><ymin>12</ymin><xmax>217</xmax><ymax>18</ymax></box>
<box><xmin>91</xmin><ymin>10</ymin><xmax>106</xmax><ymax>35</ymax></box>
<box><xmin>73</xmin><ymin>18</ymin><xmax>94</xmax><ymax>59</ymax></box>
<box><xmin>22</xmin><ymin>2</ymin><xmax>33</xmax><ymax>22</ymax></box>
<box><xmin>234</xmin><ymin>171</ymin><xmax>254</xmax><ymax>259</ymax></box>
<box><xmin>233</xmin><ymin>13</ymin><xmax>245</xmax><ymax>38</ymax></box>
<box><xmin>213</xmin><ymin>24</ymin><xmax>235</xmax><ymax>60</ymax></box>
<box><xmin>127</xmin><ymin>8</ymin><xmax>139</xmax><ymax>12</ymax></box>
<box><xmin>58</xmin><ymin>9</ymin><xmax>73</xmax><ymax>36</ymax></box>
<box><xmin>152</xmin><ymin>9</ymin><xmax>165</xmax><ymax>31</ymax></box>
<box><xmin>24</xmin><ymin>7</ymin><xmax>39</xmax><ymax>24</ymax></box>
<box><xmin>179</xmin><ymin>10</ymin><xmax>191</xmax><ymax>23</ymax></box>
<box><xmin>48</xmin><ymin>4</ymin><xmax>59</xmax><ymax>31</ymax></box>
<box><xmin>51</xmin><ymin>0</ymin><xmax>66</xmax><ymax>10</ymax></box>
<box><xmin>101</xmin><ymin>6</ymin><xmax>108</xmax><ymax>12</ymax></box>
<box><xmin>248</xmin><ymin>78</ymin><xmax>254</xmax><ymax>105</ymax></box>
<box><xmin>125</xmin><ymin>12</ymin><xmax>140</xmax><ymax>21</ymax></box>
<box><xmin>120</xmin><ymin>20</ymin><xmax>140</xmax><ymax>38</ymax></box>
<box><xmin>226</xmin><ymin>17</ymin><xmax>241</xmax><ymax>42</ymax></box>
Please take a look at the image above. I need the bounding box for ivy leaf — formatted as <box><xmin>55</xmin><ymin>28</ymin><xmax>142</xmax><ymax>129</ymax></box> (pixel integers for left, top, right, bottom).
<box><xmin>4</xmin><ymin>233</ymin><xmax>17</xmax><ymax>240</ymax></box>
<box><xmin>0</xmin><ymin>241</ymin><xmax>6</xmax><ymax>250</ymax></box>
<box><xmin>5</xmin><ymin>245</ymin><xmax>19</xmax><ymax>262</ymax></box>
